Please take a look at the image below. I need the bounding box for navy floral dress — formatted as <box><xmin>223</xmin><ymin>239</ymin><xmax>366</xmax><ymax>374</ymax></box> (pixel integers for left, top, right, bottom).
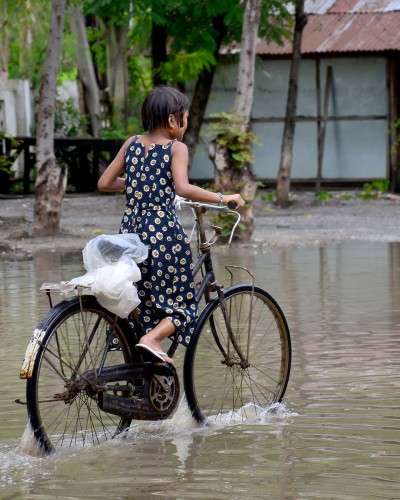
<box><xmin>120</xmin><ymin>137</ymin><xmax>197</xmax><ymax>347</ymax></box>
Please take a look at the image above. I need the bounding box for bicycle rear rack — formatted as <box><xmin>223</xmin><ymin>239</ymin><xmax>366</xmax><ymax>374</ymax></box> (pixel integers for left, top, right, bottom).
<box><xmin>39</xmin><ymin>282</ymin><xmax>91</xmax><ymax>308</ymax></box>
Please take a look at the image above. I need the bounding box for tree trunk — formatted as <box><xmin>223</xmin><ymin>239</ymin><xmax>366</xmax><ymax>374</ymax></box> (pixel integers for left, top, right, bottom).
<box><xmin>185</xmin><ymin>15</ymin><xmax>227</xmax><ymax>167</ymax></box>
<box><xmin>69</xmin><ymin>4</ymin><xmax>101</xmax><ymax>137</ymax></box>
<box><xmin>33</xmin><ymin>0</ymin><xmax>67</xmax><ymax>237</ymax></box>
<box><xmin>18</xmin><ymin>1</ymin><xmax>34</xmax><ymax>78</ymax></box>
<box><xmin>0</xmin><ymin>11</ymin><xmax>9</xmax><ymax>88</ymax></box>
<box><xmin>209</xmin><ymin>140</ymin><xmax>257</xmax><ymax>239</ymax></box>
<box><xmin>208</xmin><ymin>0</ymin><xmax>261</xmax><ymax>241</ymax></box>
<box><xmin>85</xmin><ymin>14</ymin><xmax>107</xmax><ymax>90</ymax></box>
<box><xmin>234</xmin><ymin>0</ymin><xmax>261</xmax><ymax>122</ymax></box>
<box><xmin>105</xmin><ymin>23</ymin><xmax>128</xmax><ymax>129</ymax></box>
<box><xmin>276</xmin><ymin>0</ymin><xmax>307</xmax><ymax>207</ymax></box>
<box><xmin>152</xmin><ymin>23</ymin><xmax>168</xmax><ymax>86</ymax></box>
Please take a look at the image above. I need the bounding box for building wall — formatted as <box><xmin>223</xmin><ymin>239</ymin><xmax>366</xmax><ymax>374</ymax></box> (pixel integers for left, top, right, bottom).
<box><xmin>0</xmin><ymin>80</ymin><xmax>32</xmax><ymax>177</ymax></box>
<box><xmin>190</xmin><ymin>56</ymin><xmax>389</xmax><ymax>182</ymax></box>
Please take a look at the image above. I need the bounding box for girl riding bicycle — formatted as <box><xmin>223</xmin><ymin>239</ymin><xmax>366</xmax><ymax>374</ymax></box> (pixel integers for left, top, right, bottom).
<box><xmin>98</xmin><ymin>86</ymin><xmax>245</xmax><ymax>364</ymax></box>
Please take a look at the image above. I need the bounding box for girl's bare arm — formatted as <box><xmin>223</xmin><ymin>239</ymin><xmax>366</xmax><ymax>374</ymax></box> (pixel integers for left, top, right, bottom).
<box><xmin>171</xmin><ymin>141</ymin><xmax>245</xmax><ymax>208</ymax></box>
<box><xmin>98</xmin><ymin>137</ymin><xmax>133</xmax><ymax>192</ymax></box>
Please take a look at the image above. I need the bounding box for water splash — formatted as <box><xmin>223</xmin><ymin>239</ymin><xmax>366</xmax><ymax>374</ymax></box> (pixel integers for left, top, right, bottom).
<box><xmin>0</xmin><ymin>427</ymin><xmax>46</xmax><ymax>488</ymax></box>
<box><xmin>16</xmin><ymin>423</ymin><xmax>46</xmax><ymax>458</ymax></box>
<box><xmin>10</xmin><ymin>398</ymin><xmax>296</xmax><ymax>463</ymax></box>
<box><xmin>204</xmin><ymin>401</ymin><xmax>297</xmax><ymax>428</ymax></box>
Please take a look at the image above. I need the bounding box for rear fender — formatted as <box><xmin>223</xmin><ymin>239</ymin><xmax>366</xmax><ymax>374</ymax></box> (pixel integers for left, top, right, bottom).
<box><xmin>19</xmin><ymin>328</ymin><xmax>47</xmax><ymax>379</ymax></box>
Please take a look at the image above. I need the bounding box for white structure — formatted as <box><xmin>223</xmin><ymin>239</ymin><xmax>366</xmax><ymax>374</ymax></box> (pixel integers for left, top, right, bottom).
<box><xmin>0</xmin><ymin>79</ymin><xmax>33</xmax><ymax>177</ymax></box>
<box><xmin>0</xmin><ymin>79</ymin><xmax>32</xmax><ymax>136</ymax></box>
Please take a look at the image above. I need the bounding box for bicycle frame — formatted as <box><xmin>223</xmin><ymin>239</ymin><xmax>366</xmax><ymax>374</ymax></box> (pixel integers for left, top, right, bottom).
<box><xmin>173</xmin><ymin>201</ymin><xmax>252</xmax><ymax>368</ymax></box>
<box><xmin>180</xmin><ymin>200</ymin><xmax>241</xmax><ymax>302</ymax></box>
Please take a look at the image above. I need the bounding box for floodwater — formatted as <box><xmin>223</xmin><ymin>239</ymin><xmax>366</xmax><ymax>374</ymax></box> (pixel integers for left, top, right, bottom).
<box><xmin>0</xmin><ymin>242</ymin><xmax>399</xmax><ymax>499</ymax></box>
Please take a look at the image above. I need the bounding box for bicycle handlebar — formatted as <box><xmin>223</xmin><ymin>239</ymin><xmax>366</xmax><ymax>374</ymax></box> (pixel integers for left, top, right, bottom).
<box><xmin>175</xmin><ymin>197</ymin><xmax>241</xmax><ymax>244</ymax></box>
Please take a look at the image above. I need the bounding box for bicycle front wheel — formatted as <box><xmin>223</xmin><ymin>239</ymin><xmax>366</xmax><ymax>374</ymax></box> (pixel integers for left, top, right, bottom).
<box><xmin>26</xmin><ymin>295</ymin><xmax>136</xmax><ymax>453</ymax></box>
<box><xmin>184</xmin><ymin>285</ymin><xmax>291</xmax><ymax>423</ymax></box>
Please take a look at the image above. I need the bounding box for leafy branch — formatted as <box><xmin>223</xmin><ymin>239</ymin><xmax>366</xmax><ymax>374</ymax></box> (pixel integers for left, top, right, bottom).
<box><xmin>0</xmin><ymin>132</ymin><xmax>21</xmax><ymax>174</ymax></box>
<box><xmin>207</xmin><ymin>112</ymin><xmax>261</xmax><ymax>170</ymax></box>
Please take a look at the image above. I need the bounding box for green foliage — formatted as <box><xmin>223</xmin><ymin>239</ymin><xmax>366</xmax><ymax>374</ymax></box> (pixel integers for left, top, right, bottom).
<box><xmin>6</xmin><ymin>1</ymin><xmax>51</xmax><ymax>88</ymax></box>
<box><xmin>127</xmin><ymin>55</ymin><xmax>152</xmax><ymax>115</ymax></box>
<box><xmin>6</xmin><ymin>1</ymin><xmax>75</xmax><ymax>90</ymax></box>
<box><xmin>259</xmin><ymin>0</ymin><xmax>293</xmax><ymax>43</ymax></box>
<box><xmin>81</xmin><ymin>0</ymin><xmax>153</xmax><ymax>133</ymax></box>
<box><xmin>261</xmin><ymin>190</ymin><xmax>277</xmax><ymax>202</ymax></box>
<box><xmin>316</xmin><ymin>190</ymin><xmax>332</xmax><ymax>201</ymax></box>
<box><xmin>100</xmin><ymin>116</ymin><xmax>143</xmax><ymax>139</ymax></box>
<box><xmin>99</xmin><ymin>127</ymin><xmax>129</xmax><ymax>140</ymax></box>
<box><xmin>341</xmin><ymin>192</ymin><xmax>354</xmax><ymax>201</ymax></box>
<box><xmin>135</xmin><ymin>0</ymin><xmax>288</xmax><ymax>91</ymax></box>
<box><xmin>360</xmin><ymin>179</ymin><xmax>389</xmax><ymax>199</ymax></box>
<box><xmin>2</xmin><ymin>0</ymin><xmax>295</xmax><ymax>140</ymax></box>
<box><xmin>57</xmin><ymin>68</ymin><xmax>78</xmax><ymax>84</ymax></box>
<box><xmin>8</xmin><ymin>180</ymin><xmax>24</xmax><ymax>194</ymax></box>
<box><xmin>210</xmin><ymin>210</ymin><xmax>246</xmax><ymax>241</ymax></box>
<box><xmin>86</xmin><ymin>25</ymin><xmax>107</xmax><ymax>76</ymax></box>
<box><xmin>0</xmin><ymin>132</ymin><xmax>21</xmax><ymax>174</ymax></box>
<box><xmin>54</xmin><ymin>98</ymin><xmax>86</xmax><ymax>137</ymax></box>
<box><xmin>59</xmin><ymin>31</ymin><xmax>80</xmax><ymax>84</ymax></box>
<box><xmin>208</xmin><ymin>112</ymin><xmax>262</xmax><ymax>170</ymax></box>
<box><xmin>157</xmin><ymin>0</ymin><xmax>244</xmax><ymax>53</ymax></box>
<box><xmin>82</xmin><ymin>0</ymin><xmax>134</xmax><ymax>25</ymax></box>
<box><xmin>159</xmin><ymin>51</ymin><xmax>216</xmax><ymax>84</ymax></box>
<box><xmin>390</xmin><ymin>118</ymin><xmax>400</xmax><ymax>155</ymax></box>
<box><xmin>8</xmin><ymin>179</ymin><xmax>35</xmax><ymax>194</ymax></box>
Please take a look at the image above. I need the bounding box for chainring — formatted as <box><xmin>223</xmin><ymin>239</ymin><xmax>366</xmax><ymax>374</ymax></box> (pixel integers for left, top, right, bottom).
<box><xmin>147</xmin><ymin>366</ymin><xmax>180</xmax><ymax>416</ymax></box>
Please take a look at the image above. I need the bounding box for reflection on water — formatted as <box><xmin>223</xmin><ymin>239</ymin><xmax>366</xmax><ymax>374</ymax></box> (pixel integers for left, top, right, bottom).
<box><xmin>1</xmin><ymin>242</ymin><xmax>400</xmax><ymax>499</ymax></box>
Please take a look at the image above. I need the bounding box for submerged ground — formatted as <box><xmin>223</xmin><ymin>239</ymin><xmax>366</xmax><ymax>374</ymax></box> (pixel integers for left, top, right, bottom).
<box><xmin>1</xmin><ymin>190</ymin><xmax>400</xmax><ymax>258</ymax></box>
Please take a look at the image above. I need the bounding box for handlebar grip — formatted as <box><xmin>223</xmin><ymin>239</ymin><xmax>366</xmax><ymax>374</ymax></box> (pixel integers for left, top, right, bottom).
<box><xmin>227</xmin><ymin>200</ymin><xmax>238</xmax><ymax>209</ymax></box>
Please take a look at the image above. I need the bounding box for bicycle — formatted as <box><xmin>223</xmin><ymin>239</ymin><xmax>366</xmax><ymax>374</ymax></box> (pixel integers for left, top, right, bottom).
<box><xmin>18</xmin><ymin>200</ymin><xmax>291</xmax><ymax>454</ymax></box>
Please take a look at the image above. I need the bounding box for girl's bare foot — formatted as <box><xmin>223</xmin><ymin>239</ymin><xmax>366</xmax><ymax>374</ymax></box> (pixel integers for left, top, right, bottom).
<box><xmin>136</xmin><ymin>319</ymin><xmax>176</xmax><ymax>364</ymax></box>
<box><xmin>136</xmin><ymin>333</ymin><xmax>174</xmax><ymax>364</ymax></box>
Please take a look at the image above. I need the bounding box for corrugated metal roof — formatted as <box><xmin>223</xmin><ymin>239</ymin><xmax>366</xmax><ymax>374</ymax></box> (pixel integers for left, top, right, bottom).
<box><xmin>258</xmin><ymin>10</ymin><xmax>400</xmax><ymax>55</ymax></box>
<box><xmin>304</xmin><ymin>0</ymin><xmax>400</xmax><ymax>14</ymax></box>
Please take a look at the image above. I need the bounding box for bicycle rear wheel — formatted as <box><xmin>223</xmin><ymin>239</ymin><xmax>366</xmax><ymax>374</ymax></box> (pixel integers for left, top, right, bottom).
<box><xmin>26</xmin><ymin>295</ymin><xmax>136</xmax><ymax>453</ymax></box>
<box><xmin>184</xmin><ymin>285</ymin><xmax>291</xmax><ymax>423</ymax></box>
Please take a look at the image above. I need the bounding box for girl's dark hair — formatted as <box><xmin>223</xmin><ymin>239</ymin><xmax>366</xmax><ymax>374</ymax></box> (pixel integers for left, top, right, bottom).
<box><xmin>141</xmin><ymin>86</ymin><xmax>189</xmax><ymax>132</ymax></box>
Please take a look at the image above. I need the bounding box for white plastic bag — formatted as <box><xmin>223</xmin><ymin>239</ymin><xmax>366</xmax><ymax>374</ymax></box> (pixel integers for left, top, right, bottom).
<box><xmin>83</xmin><ymin>233</ymin><xmax>148</xmax><ymax>270</ymax></box>
<box><xmin>69</xmin><ymin>233</ymin><xmax>148</xmax><ymax>318</ymax></box>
